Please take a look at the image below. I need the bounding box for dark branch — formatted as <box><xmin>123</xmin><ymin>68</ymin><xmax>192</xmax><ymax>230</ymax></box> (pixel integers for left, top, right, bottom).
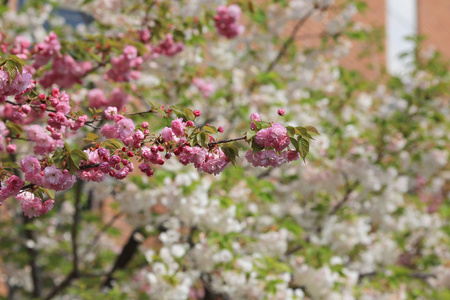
<box><xmin>102</xmin><ymin>228</ymin><xmax>145</xmax><ymax>288</ymax></box>
<box><xmin>208</xmin><ymin>136</ymin><xmax>246</xmax><ymax>146</ymax></box>
<box><xmin>44</xmin><ymin>180</ymin><xmax>84</xmax><ymax>300</ymax></box>
<box><xmin>329</xmin><ymin>179</ymin><xmax>359</xmax><ymax>216</ymax></box>
<box><xmin>23</xmin><ymin>215</ymin><xmax>43</xmax><ymax>298</ymax></box>
<box><xmin>265</xmin><ymin>8</ymin><xmax>316</xmax><ymax>73</ymax></box>
<box><xmin>82</xmin><ymin>211</ymin><xmax>124</xmax><ymax>257</ymax></box>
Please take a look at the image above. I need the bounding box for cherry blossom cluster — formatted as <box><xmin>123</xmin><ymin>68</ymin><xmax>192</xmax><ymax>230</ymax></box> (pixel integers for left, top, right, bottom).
<box><xmin>88</xmin><ymin>87</ymin><xmax>130</xmax><ymax>109</ymax></box>
<box><xmin>245</xmin><ymin>113</ymin><xmax>300</xmax><ymax>167</ymax></box>
<box><xmin>192</xmin><ymin>78</ymin><xmax>216</xmax><ymax>98</ymax></box>
<box><xmin>214</xmin><ymin>4</ymin><xmax>245</xmax><ymax>39</ymax></box>
<box><xmin>105</xmin><ymin>45</ymin><xmax>143</xmax><ymax>82</ymax></box>
<box><xmin>0</xmin><ymin>175</ymin><xmax>24</xmax><ymax>205</ymax></box>
<box><xmin>22</xmin><ymin>157</ymin><xmax>76</xmax><ymax>191</ymax></box>
<box><xmin>33</xmin><ymin>32</ymin><xmax>92</xmax><ymax>89</ymax></box>
<box><xmin>0</xmin><ymin>121</ymin><xmax>10</xmax><ymax>152</ymax></box>
<box><xmin>0</xmin><ymin>67</ymin><xmax>33</xmax><ymax>102</ymax></box>
<box><xmin>10</xmin><ymin>36</ymin><xmax>31</xmax><ymax>60</ymax></box>
<box><xmin>153</xmin><ymin>34</ymin><xmax>184</xmax><ymax>57</ymax></box>
<box><xmin>15</xmin><ymin>192</ymin><xmax>54</xmax><ymax>218</ymax></box>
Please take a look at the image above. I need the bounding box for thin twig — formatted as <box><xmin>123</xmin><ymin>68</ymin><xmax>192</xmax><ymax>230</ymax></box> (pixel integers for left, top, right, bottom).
<box><xmin>84</xmin><ymin>108</ymin><xmax>156</xmax><ymax>125</ymax></box>
<box><xmin>72</xmin><ymin>180</ymin><xmax>83</xmax><ymax>273</ymax></box>
<box><xmin>44</xmin><ymin>180</ymin><xmax>84</xmax><ymax>300</ymax></box>
<box><xmin>23</xmin><ymin>215</ymin><xmax>43</xmax><ymax>298</ymax></box>
<box><xmin>208</xmin><ymin>136</ymin><xmax>246</xmax><ymax>146</ymax></box>
<box><xmin>265</xmin><ymin>8</ymin><xmax>316</xmax><ymax>73</ymax></box>
<box><xmin>81</xmin><ymin>211</ymin><xmax>124</xmax><ymax>257</ymax></box>
<box><xmin>44</xmin><ymin>271</ymin><xmax>78</xmax><ymax>300</ymax></box>
<box><xmin>102</xmin><ymin>228</ymin><xmax>145</xmax><ymax>288</ymax></box>
<box><xmin>329</xmin><ymin>178</ymin><xmax>359</xmax><ymax>216</ymax></box>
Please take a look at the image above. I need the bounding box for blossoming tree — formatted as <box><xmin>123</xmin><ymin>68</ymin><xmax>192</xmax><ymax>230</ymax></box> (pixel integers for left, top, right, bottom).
<box><xmin>0</xmin><ymin>0</ymin><xmax>449</xmax><ymax>299</ymax></box>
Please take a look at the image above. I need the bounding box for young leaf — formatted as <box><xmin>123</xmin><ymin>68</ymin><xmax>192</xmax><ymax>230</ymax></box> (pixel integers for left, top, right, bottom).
<box><xmin>2</xmin><ymin>162</ymin><xmax>20</xmax><ymax>169</ymax></box>
<box><xmin>43</xmin><ymin>188</ymin><xmax>55</xmax><ymax>199</ymax></box>
<box><xmin>246</xmin><ymin>130</ymin><xmax>256</xmax><ymax>141</ymax></box>
<box><xmin>305</xmin><ymin>126</ymin><xmax>320</xmax><ymax>135</ymax></box>
<box><xmin>203</xmin><ymin>125</ymin><xmax>218</xmax><ymax>134</ymax></box>
<box><xmin>221</xmin><ymin>143</ymin><xmax>239</xmax><ymax>165</ymax></box>
<box><xmin>5</xmin><ymin>120</ymin><xmax>23</xmax><ymax>135</ymax></box>
<box><xmin>198</xmin><ymin>132</ymin><xmax>209</xmax><ymax>148</ymax></box>
<box><xmin>70</xmin><ymin>151</ymin><xmax>86</xmax><ymax>167</ymax></box>
<box><xmin>71</xmin><ymin>149</ymin><xmax>89</xmax><ymax>160</ymax></box>
<box><xmin>289</xmin><ymin>137</ymin><xmax>299</xmax><ymax>152</ymax></box>
<box><xmin>109</xmin><ymin>138</ymin><xmax>125</xmax><ymax>149</ymax></box>
<box><xmin>101</xmin><ymin>142</ymin><xmax>116</xmax><ymax>151</ymax></box>
<box><xmin>68</xmin><ymin>157</ymin><xmax>80</xmax><ymax>175</ymax></box>
<box><xmin>286</xmin><ymin>126</ymin><xmax>296</xmax><ymax>137</ymax></box>
<box><xmin>298</xmin><ymin>137</ymin><xmax>309</xmax><ymax>162</ymax></box>
<box><xmin>295</xmin><ymin>126</ymin><xmax>308</xmax><ymax>138</ymax></box>
<box><xmin>184</xmin><ymin>108</ymin><xmax>195</xmax><ymax>121</ymax></box>
<box><xmin>251</xmin><ymin>139</ymin><xmax>265</xmax><ymax>153</ymax></box>
<box><xmin>5</xmin><ymin>60</ymin><xmax>18</xmax><ymax>83</ymax></box>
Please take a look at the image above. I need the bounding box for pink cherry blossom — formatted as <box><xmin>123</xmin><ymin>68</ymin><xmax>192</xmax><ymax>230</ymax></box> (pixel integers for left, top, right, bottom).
<box><xmin>214</xmin><ymin>5</ymin><xmax>245</xmax><ymax>39</ymax></box>
<box><xmin>171</xmin><ymin>118</ymin><xmax>186</xmax><ymax>137</ymax></box>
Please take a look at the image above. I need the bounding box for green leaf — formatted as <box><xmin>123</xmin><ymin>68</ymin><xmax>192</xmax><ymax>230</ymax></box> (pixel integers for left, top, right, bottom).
<box><xmin>246</xmin><ymin>130</ymin><xmax>256</xmax><ymax>141</ymax></box>
<box><xmin>34</xmin><ymin>188</ymin><xmax>45</xmax><ymax>200</ymax></box>
<box><xmin>64</xmin><ymin>143</ymin><xmax>72</xmax><ymax>152</ymax></box>
<box><xmin>295</xmin><ymin>126</ymin><xmax>308</xmax><ymax>137</ymax></box>
<box><xmin>71</xmin><ymin>149</ymin><xmax>89</xmax><ymax>167</ymax></box>
<box><xmin>252</xmin><ymin>120</ymin><xmax>262</xmax><ymax>130</ymax></box>
<box><xmin>251</xmin><ymin>139</ymin><xmax>264</xmax><ymax>153</ymax></box>
<box><xmin>83</xmin><ymin>132</ymin><xmax>99</xmax><ymax>144</ymax></box>
<box><xmin>203</xmin><ymin>125</ymin><xmax>218</xmax><ymax>134</ymax></box>
<box><xmin>5</xmin><ymin>120</ymin><xmax>23</xmax><ymax>135</ymax></box>
<box><xmin>198</xmin><ymin>132</ymin><xmax>209</xmax><ymax>148</ymax></box>
<box><xmin>221</xmin><ymin>143</ymin><xmax>239</xmax><ymax>165</ymax></box>
<box><xmin>68</xmin><ymin>157</ymin><xmax>80</xmax><ymax>175</ymax></box>
<box><xmin>305</xmin><ymin>126</ymin><xmax>320</xmax><ymax>135</ymax></box>
<box><xmin>5</xmin><ymin>60</ymin><xmax>18</xmax><ymax>83</ymax></box>
<box><xmin>109</xmin><ymin>138</ymin><xmax>125</xmax><ymax>149</ymax></box>
<box><xmin>286</xmin><ymin>126</ymin><xmax>296</xmax><ymax>137</ymax></box>
<box><xmin>147</xmin><ymin>100</ymin><xmax>160</xmax><ymax>109</ymax></box>
<box><xmin>2</xmin><ymin>162</ymin><xmax>20</xmax><ymax>169</ymax></box>
<box><xmin>289</xmin><ymin>137</ymin><xmax>299</xmax><ymax>152</ymax></box>
<box><xmin>298</xmin><ymin>137</ymin><xmax>309</xmax><ymax>162</ymax></box>
<box><xmin>172</xmin><ymin>106</ymin><xmax>187</xmax><ymax>121</ymax></box>
<box><xmin>42</xmin><ymin>188</ymin><xmax>55</xmax><ymax>199</ymax></box>
<box><xmin>70</xmin><ymin>153</ymin><xmax>83</xmax><ymax>167</ymax></box>
<box><xmin>101</xmin><ymin>142</ymin><xmax>116</xmax><ymax>151</ymax></box>
<box><xmin>8</xmin><ymin>55</ymin><xmax>26</xmax><ymax>68</ymax></box>
<box><xmin>184</xmin><ymin>108</ymin><xmax>195</xmax><ymax>121</ymax></box>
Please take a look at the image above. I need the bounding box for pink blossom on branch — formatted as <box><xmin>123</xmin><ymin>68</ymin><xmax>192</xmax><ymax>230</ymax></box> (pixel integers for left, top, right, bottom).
<box><xmin>214</xmin><ymin>5</ymin><xmax>245</xmax><ymax>39</ymax></box>
<box><xmin>255</xmin><ymin>123</ymin><xmax>290</xmax><ymax>152</ymax></box>
<box><xmin>0</xmin><ymin>68</ymin><xmax>33</xmax><ymax>100</ymax></box>
<box><xmin>15</xmin><ymin>192</ymin><xmax>54</xmax><ymax>218</ymax></box>
<box><xmin>154</xmin><ymin>34</ymin><xmax>184</xmax><ymax>57</ymax></box>
<box><xmin>105</xmin><ymin>45</ymin><xmax>143</xmax><ymax>82</ymax></box>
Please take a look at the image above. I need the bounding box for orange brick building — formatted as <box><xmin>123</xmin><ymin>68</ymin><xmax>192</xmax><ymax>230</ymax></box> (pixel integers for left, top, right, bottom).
<box><xmin>296</xmin><ymin>0</ymin><xmax>450</xmax><ymax>79</ymax></box>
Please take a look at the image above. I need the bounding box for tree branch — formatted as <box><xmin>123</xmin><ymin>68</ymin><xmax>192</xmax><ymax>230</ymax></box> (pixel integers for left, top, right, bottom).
<box><xmin>102</xmin><ymin>228</ymin><xmax>145</xmax><ymax>288</ymax></box>
<box><xmin>265</xmin><ymin>8</ymin><xmax>316</xmax><ymax>73</ymax></box>
<box><xmin>81</xmin><ymin>211</ymin><xmax>124</xmax><ymax>257</ymax></box>
<box><xmin>44</xmin><ymin>180</ymin><xmax>84</xmax><ymax>300</ymax></box>
<box><xmin>23</xmin><ymin>215</ymin><xmax>43</xmax><ymax>298</ymax></box>
<box><xmin>208</xmin><ymin>136</ymin><xmax>246</xmax><ymax>146</ymax></box>
<box><xmin>329</xmin><ymin>178</ymin><xmax>359</xmax><ymax>216</ymax></box>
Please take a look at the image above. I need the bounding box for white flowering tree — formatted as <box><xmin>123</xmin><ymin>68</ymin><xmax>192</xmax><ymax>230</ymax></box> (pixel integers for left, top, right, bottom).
<box><xmin>0</xmin><ymin>0</ymin><xmax>449</xmax><ymax>299</ymax></box>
